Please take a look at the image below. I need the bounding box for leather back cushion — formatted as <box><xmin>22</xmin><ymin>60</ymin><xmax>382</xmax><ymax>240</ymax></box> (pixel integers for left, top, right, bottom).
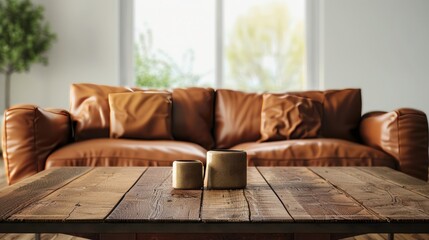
<box><xmin>70</xmin><ymin>84</ymin><xmax>215</xmax><ymax>149</ymax></box>
<box><xmin>259</xmin><ymin>94</ymin><xmax>323</xmax><ymax>142</ymax></box>
<box><xmin>291</xmin><ymin>89</ymin><xmax>362</xmax><ymax>141</ymax></box>
<box><xmin>172</xmin><ymin>88</ymin><xmax>215</xmax><ymax>150</ymax></box>
<box><xmin>109</xmin><ymin>92</ymin><xmax>173</xmax><ymax>140</ymax></box>
<box><xmin>70</xmin><ymin>83</ymin><xmax>134</xmax><ymax>140</ymax></box>
<box><xmin>214</xmin><ymin>89</ymin><xmax>361</xmax><ymax>148</ymax></box>
<box><xmin>214</xmin><ymin>89</ymin><xmax>263</xmax><ymax>149</ymax></box>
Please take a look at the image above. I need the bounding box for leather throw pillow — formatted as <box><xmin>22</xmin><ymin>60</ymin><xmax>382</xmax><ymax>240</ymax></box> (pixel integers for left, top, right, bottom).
<box><xmin>259</xmin><ymin>94</ymin><xmax>323</xmax><ymax>142</ymax></box>
<box><xmin>109</xmin><ymin>92</ymin><xmax>173</xmax><ymax>140</ymax></box>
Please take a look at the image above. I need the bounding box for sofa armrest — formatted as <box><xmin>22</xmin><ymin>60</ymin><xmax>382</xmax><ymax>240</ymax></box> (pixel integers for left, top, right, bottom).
<box><xmin>2</xmin><ymin>105</ymin><xmax>72</xmax><ymax>184</ymax></box>
<box><xmin>360</xmin><ymin>108</ymin><xmax>428</xmax><ymax>180</ymax></box>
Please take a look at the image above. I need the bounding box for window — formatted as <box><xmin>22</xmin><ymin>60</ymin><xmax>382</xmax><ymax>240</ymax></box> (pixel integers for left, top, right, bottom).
<box><xmin>133</xmin><ymin>0</ymin><xmax>306</xmax><ymax>92</ymax></box>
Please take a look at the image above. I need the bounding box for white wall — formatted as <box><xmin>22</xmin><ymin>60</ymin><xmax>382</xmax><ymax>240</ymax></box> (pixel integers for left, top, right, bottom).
<box><xmin>322</xmin><ymin>0</ymin><xmax>429</xmax><ymax>115</ymax></box>
<box><xmin>1</xmin><ymin>0</ymin><xmax>120</xmax><ymax>113</ymax></box>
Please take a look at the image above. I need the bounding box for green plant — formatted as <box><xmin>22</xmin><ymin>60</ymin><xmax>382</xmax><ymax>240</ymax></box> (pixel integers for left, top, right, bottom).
<box><xmin>225</xmin><ymin>2</ymin><xmax>305</xmax><ymax>92</ymax></box>
<box><xmin>0</xmin><ymin>0</ymin><xmax>56</xmax><ymax>108</ymax></box>
<box><xmin>134</xmin><ymin>28</ymin><xmax>200</xmax><ymax>88</ymax></box>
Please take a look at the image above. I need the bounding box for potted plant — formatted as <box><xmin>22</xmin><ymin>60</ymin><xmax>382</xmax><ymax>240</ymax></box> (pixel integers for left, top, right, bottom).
<box><xmin>0</xmin><ymin>0</ymin><xmax>56</xmax><ymax>109</ymax></box>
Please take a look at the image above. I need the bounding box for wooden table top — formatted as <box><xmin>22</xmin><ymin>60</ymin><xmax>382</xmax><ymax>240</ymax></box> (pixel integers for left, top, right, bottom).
<box><xmin>1</xmin><ymin>167</ymin><xmax>429</xmax><ymax>234</ymax></box>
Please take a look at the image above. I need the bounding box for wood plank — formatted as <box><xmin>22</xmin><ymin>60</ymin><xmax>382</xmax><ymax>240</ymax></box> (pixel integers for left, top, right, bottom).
<box><xmin>342</xmin><ymin>233</ymin><xmax>387</xmax><ymax>240</ymax></box>
<box><xmin>0</xmin><ymin>233</ymin><xmax>36</xmax><ymax>240</ymax></box>
<box><xmin>41</xmin><ymin>234</ymin><xmax>89</xmax><ymax>240</ymax></box>
<box><xmin>259</xmin><ymin>167</ymin><xmax>378</xmax><ymax>222</ymax></box>
<box><xmin>245</xmin><ymin>167</ymin><xmax>292</xmax><ymax>222</ymax></box>
<box><xmin>0</xmin><ymin>160</ymin><xmax>7</xmax><ymax>189</ymax></box>
<box><xmin>201</xmin><ymin>179</ymin><xmax>249</xmax><ymax>223</ymax></box>
<box><xmin>107</xmin><ymin>167</ymin><xmax>201</xmax><ymax>221</ymax></box>
<box><xmin>359</xmin><ymin>167</ymin><xmax>429</xmax><ymax>197</ymax></box>
<box><xmin>0</xmin><ymin>167</ymin><xmax>91</xmax><ymax>220</ymax></box>
<box><xmin>0</xmin><ymin>233</ymin><xmax>90</xmax><ymax>240</ymax></box>
<box><xmin>9</xmin><ymin>167</ymin><xmax>145</xmax><ymax>221</ymax></box>
<box><xmin>310</xmin><ymin>167</ymin><xmax>429</xmax><ymax>221</ymax></box>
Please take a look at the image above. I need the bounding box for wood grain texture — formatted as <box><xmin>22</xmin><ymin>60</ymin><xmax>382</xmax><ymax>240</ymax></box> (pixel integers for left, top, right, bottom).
<box><xmin>201</xmin><ymin>189</ymin><xmax>248</xmax><ymax>222</ymax></box>
<box><xmin>107</xmin><ymin>167</ymin><xmax>201</xmax><ymax>221</ymax></box>
<box><xmin>0</xmin><ymin>167</ymin><xmax>91</xmax><ymax>220</ymax></box>
<box><xmin>10</xmin><ymin>167</ymin><xmax>145</xmax><ymax>221</ymax></box>
<box><xmin>358</xmin><ymin>167</ymin><xmax>429</xmax><ymax>197</ymax></box>
<box><xmin>0</xmin><ymin>160</ymin><xmax>7</xmax><ymax>189</ymax></box>
<box><xmin>0</xmin><ymin>233</ymin><xmax>89</xmax><ymax>240</ymax></box>
<box><xmin>246</xmin><ymin>167</ymin><xmax>292</xmax><ymax>222</ymax></box>
<box><xmin>259</xmin><ymin>167</ymin><xmax>378</xmax><ymax>222</ymax></box>
<box><xmin>310</xmin><ymin>167</ymin><xmax>429</xmax><ymax>221</ymax></box>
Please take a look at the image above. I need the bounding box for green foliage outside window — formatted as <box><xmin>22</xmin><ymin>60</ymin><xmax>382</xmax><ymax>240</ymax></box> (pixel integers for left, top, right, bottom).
<box><xmin>0</xmin><ymin>0</ymin><xmax>56</xmax><ymax>108</ymax></box>
<box><xmin>134</xmin><ymin>29</ymin><xmax>201</xmax><ymax>88</ymax></box>
<box><xmin>225</xmin><ymin>2</ymin><xmax>305</xmax><ymax>92</ymax></box>
<box><xmin>134</xmin><ymin>2</ymin><xmax>305</xmax><ymax>91</ymax></box>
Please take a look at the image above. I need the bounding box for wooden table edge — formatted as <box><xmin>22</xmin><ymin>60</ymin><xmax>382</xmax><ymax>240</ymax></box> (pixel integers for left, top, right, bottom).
<box><xmin>1</xmin><ymin>221</ymin><xmax>429</xmax><ymax>234</ymax></box>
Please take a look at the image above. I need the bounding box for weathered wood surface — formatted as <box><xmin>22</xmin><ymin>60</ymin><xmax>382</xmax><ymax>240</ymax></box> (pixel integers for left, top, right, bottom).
<box><xmin>359</xmin><ymin>167</ymin><xmax>429</xmax><ymax>197</ymax></box>
<box><xmin>259</xmin><ymin>167</ymin><xmax>378</xmax><ymax>222</ymax></box>
<box><xmin>245</xmin><ymin>168</ymin><xmax>292</xmax><ymax>222</ymax></box>
<box><xmin>0</xmin><ymin>167</ymin><xmax>91</xmax><ymax>220</ymax></box>
<box><xmin>201</xmin><ymin>167</ymin><xmax>293</xmax><ymax>222</ymax></box>
<box><xmin>2</xmin><ymin>165</ymin><xmax>429</xmax><ymax>237</ymax></box>
<box><xmin>310</xmin><ymin>167</ymin><xmax>429</xmax><ymax>221</ymax></box>
<box><xmin>0</xmin><ymin>233</ymin><xmax>88</xmax><ymax>240</ymax></box>
<box><xmin>10</xmin><ymin>168</ymin><xmax>145</xmax><ymax>221</ymax></box>
<box><xmin>107</xmin><ymin>167</ymin><xmax>201</xmax><ymax>221</ymax></box>
<box><xmin>201</xmin><ymin>188</ymin><xmax>248</xmax><ymax>222</ymax></box>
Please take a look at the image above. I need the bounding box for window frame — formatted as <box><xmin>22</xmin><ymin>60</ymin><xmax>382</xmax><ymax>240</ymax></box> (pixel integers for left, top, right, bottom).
<box><xmin>119</xmin><ymin>0</ymin><xmax>321</xmax><ymax>89</ymax></box>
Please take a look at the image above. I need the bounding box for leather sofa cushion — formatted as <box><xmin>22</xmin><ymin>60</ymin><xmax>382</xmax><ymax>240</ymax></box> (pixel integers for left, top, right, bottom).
<box><xmin>231</xmin><ymin>139</ymin><xmax>396</xmax><ymax>168</ymax></box>
<box><xmin>292</xmin><ymin>89</ymin><xmax>362</xmax><ymax>142</ymax></box>
<box><xmin>3</xmin><ymin>105</ymin><xmax>71</xmax><ymax>184</ymax></box>
<box><xmin>70</xmin><ymin>83</ymin><xmax>137</xmax><ymax>140</ymax></box>
<box><xmin>215</xmin><ymin>89</ymin><xmax>361</xmax><ymax>148</ymax></box>
<box><xmin>215</xmin><ymin>89</ymin><xmax>262</xmax><ymax>149</ymax></box>
<box><xmin>172</xmin><ymin>88</ymin><xmax>215</xmax><ymax>150</ymax></box>
<box><xmin>260</xmin><ymin>94</ymin><xmax>322</xmax><ymax>142</ymax></box>
<box><xmin>45</xmin><ymin>139</ymin><xmax>207</xmax><ymax>168</ymax></box>
<box><xmin>70</xmin><ymin>84</ymin><xmax>215</xmax><ymax>150</ymax></box>
<box><xmin>109</xmin><ymin>92</ymin><xmax>173</xmax><ymax>140</ymax></box>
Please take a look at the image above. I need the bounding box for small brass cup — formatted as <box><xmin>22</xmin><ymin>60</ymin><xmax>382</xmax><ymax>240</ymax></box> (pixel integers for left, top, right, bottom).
<box><xmin>205</xmin><ymin>149</ymin><xmax>247</xmax><ymax>189</ymax></box>
<box><xmin>172</xmin><ymin>160</ymin><xmax>204</xmax><ymax>190</ymax></box>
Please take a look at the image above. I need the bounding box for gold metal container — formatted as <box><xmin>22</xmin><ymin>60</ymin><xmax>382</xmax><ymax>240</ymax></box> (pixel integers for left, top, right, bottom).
<box><xmin>172</xmin><ymin>160</ymin><xmax>204</xmax><ymax>190</ymax></box>
<box><xmin>205</xmin><ymin>149</ymin><xmax>247</xmax><ymax>189</ymax></box>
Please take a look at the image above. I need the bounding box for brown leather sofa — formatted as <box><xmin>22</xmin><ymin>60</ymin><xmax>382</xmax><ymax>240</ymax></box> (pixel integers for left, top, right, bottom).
<box><xmin>2</xmin><ymin>83</ymin><xmax>428</xmax><ymax>185</ymax></box>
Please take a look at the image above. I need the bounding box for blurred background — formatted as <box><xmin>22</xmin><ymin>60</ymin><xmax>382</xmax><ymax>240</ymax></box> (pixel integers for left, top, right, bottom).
<box><xmin>0</xmin><ymin>0</ymin><xmax>429</xmax><ymax>116</ymax></box>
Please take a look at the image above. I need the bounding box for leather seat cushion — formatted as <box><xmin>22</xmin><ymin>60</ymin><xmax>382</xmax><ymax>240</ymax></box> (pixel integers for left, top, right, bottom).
<box><xmin>45</xmin><ymin>139</ymin><xmax>207</xmax><ymax>168</ymax></box>
<box><xmin>231</xmin><ymin>139</ymin><xmax>397</xmax><ymax>168</ymax></box>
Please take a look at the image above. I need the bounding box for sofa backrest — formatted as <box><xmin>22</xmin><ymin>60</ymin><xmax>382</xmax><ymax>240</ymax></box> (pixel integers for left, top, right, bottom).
<box><xmin>214</xmin><ymin>88</ymin><xmax>362</xmax><ymax>148</ymax></box>
<box><xmin>70</xmin><ymin>83</ymin><xmax>215</xmax><ymax>150</ymax></box>
<box><xmin>70</xmin><ymin>84</ymin><xmax>361</xmax><ymax>150</ymax></box>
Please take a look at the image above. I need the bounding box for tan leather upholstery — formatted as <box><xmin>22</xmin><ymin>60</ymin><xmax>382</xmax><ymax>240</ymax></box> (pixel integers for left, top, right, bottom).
<box><xmin>45</xmin><ymin>139</ymin><xmax>206</xmax><ymax>168</ymax></box>
<box><xmin>2</xmin><ymin>105</ymin><xmax>71</xmax><ymax>184</ymax></box>
<box><xmin>215</xmin><ymin>89</ymin><xmax>263</xmax><ymax>148</ymax></box>
<box><xmin>70</xmin><ymin>83</ymin><xmax>133</xmax><ymax>140</ymax></box>
<box><xmin>231</xmin><ymin>139</ymin><xmax>396</xmax><ymax>168</ymax></box>
<box><xmin>260</xmin><ymin>94</ymin><xmax>322</xmax><ymax>142</ymax></box>
<box><xmin>289</xmin><ymin>89</ymin><xmax>362</xmax><ymax>141</ymax></box>
<box><xmin>172</xmin><ymin>88</ymin><xmax>215</xmax><ymax>150</ymax></box>
<box><xmin>215</xmin><ymin>89</ymin><xmax>362</xmax><ymax>148</ymax></box>
<box><xmin>71</xmin><ymin>84</ymin><xmax>214</xmax><ymax>149</ymax></box>
<box><xmin>2</xmin><ymin>85</ymin><xmax>427</xmax><ymax>184</ymax></box>
<box><xmin>360</xmin><ymin>108</ymin><xmax>429</xmax><ymax>181</ymax></box>
<box><xmin>109</xmin><ymin>92</ymin><xmax>173</xmax><ymax>140</ymax></box>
